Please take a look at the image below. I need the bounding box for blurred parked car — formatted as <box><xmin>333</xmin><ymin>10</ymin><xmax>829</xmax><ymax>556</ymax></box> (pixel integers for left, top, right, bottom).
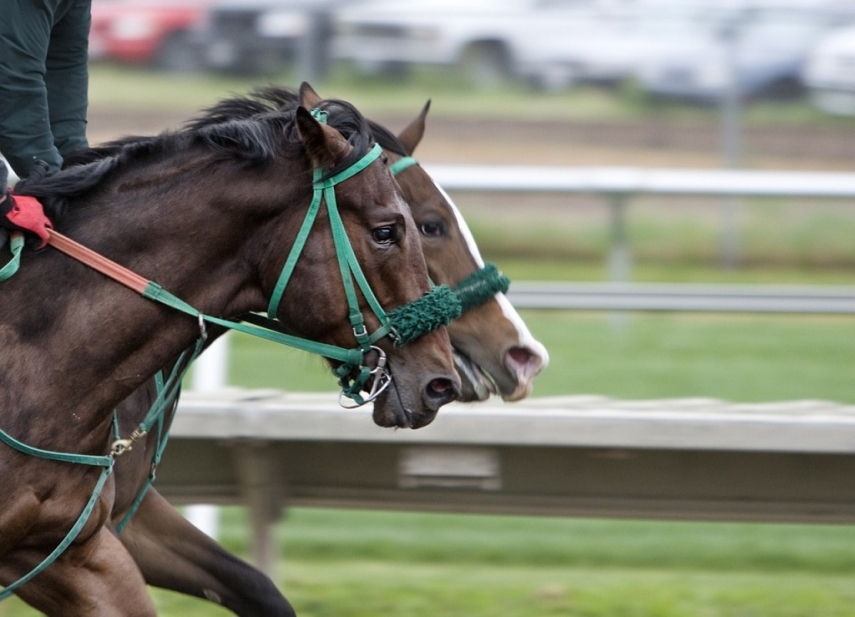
<box><xmin>509</xmin><ymin>4</ymin><xmax>641</xmax><ymax>89</ymax></box>
<box><xmin>198</xmin><ymin>0</ymin><xmax>345</xmax><ymax>74</ymax></box>
<box><xmin>331</xmin><ymin>0</ymin><xmax>594</xmax><ymax>85</ymax></box>
<box><xmin>803</xmin><ymin>25</ymin><xmax>855</xmax><ymax>115</ymax></box>
<box><xmin>635</xmin><ymin>3</ymin><xmax>855</xmax><ymax>102</ymax></box>
<box><xmin>89</xmin><ymin>0</ymin><xmax>212</xmax><ymax>72</ymax></box>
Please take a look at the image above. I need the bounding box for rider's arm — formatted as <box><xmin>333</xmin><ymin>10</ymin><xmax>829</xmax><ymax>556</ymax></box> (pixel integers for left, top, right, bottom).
<box><xmin>0</xmin><ymin>0</ymin><xmax>90</xmax><ymax>178</ymax></box>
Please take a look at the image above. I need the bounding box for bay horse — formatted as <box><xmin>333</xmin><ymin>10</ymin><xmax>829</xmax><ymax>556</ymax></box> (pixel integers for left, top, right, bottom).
<box><xmin>0</xmin><ymin>88</ymin><xmax>461</xmax><ymax>615</ymax></box>
<box><xmin>17</xmin><ymin>85</ymin><xmax>549</xmax><ymax>616</ymax></box>
<box><xmin>68</xmin><ymin>85</ymin><xmax>548</xmax><ymax>616</ymax></box>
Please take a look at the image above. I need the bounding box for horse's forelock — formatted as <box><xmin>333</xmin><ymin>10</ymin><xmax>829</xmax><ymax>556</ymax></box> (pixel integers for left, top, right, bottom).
<box><xmin>250</xmin><ymin>86</ymin><xmax>300</xmax><ymax>112</ymax></box>
<box><xmin>195</xmin><ymin>117</ymin><xmax>283</xmax><ymax>166</ymax></box>
<box><xmin>185</xmin><ymin>98</ymin><xmax>274</xmax><ymax>132</ymax></box>
<box><xmin>190</xmin><ymin>90</ymin><xmax>377</xmax><ymax>176</ymax></box>
<box><xmin>314</xmin><ymin>99</ymin><xmax>375</xmax><ymax>176</ymax></box>
<box><xmin>185</xmin><ymin>86</ymin><xmax>299</xmax><ymax>133</ymax></box>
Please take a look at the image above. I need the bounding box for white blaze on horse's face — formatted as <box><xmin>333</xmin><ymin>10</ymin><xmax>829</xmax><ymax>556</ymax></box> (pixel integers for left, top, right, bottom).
<box><xmin>431</xmin><ymin>178</ymin><xmax>549</xmax><ymax>400</ymax></box>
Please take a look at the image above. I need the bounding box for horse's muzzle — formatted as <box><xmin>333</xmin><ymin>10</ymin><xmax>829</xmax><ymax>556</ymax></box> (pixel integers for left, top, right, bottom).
<box><xmin>372</xmin><ymin>370</ymin><xmax>459</xmax><ymax>429</ymax></box>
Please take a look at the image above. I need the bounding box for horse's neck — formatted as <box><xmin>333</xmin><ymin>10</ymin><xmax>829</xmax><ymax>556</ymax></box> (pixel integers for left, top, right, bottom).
<box><xmin>0</xmin><ymin>200</ymin><xmax>260</xmax><ymax>447</ymax></box>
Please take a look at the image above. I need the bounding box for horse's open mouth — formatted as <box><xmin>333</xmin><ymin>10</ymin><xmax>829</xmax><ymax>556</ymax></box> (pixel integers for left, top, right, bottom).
<box><xmin>452</xmin><ymin>349</ymin><xmax>497</xmax><ymax>401</ymax></box>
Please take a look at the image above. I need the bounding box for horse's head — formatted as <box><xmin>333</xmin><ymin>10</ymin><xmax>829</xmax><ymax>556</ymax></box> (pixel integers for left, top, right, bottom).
<box><xmin>247</xmin><ymin>87</ymin><xmax>460</xmax><ymax>428</ymax></box>
<box><xmin>384</xmin><ymin>103</ymin><xmax>549</xmax><ymax>401</ymax></box>
<box><xmin>177</xmin><ymin>83</ymin><xmax>548</xmax><ymax>403</ymax></box>
<box><xmin>41</xmin><ymin>85</ymin><xmax>460</xmax><ymax>428</ymax></box>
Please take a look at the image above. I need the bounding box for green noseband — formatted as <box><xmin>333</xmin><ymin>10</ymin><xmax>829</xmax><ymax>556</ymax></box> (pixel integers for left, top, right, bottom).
<box><xmin>451</xmin><ymin>263</ymin><xmax>510</xmax><ymax>312</ymax></box>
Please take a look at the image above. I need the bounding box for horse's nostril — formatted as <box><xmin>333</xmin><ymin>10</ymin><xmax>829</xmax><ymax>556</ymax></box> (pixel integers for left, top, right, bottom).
<box><xmin>505</xmin><ymin>346</ymin><xmax>545</xmax><ymax>383</ymax></box>
<box><xmin>508</xmin><ymin>346</ymin><xmax>535</xmax><ymax>367</ymax></box>
<box><xmin>426</xmin><ymin>377</ymin><xmax>458</xmax><ymax>403</ymax></box>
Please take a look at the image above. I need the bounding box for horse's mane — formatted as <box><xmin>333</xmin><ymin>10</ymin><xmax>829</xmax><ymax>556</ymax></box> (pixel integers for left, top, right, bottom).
<box><xmin>17</xmin><ymin>87</ymin><xmax>376</xmax><ymax>223</ymax></box>
<box><xmin>187</xmin><ymin>86</ymin><xmax>409</xmax><ymax>157</ymax></box>
<box><xmin>188</xmin><ymin>86</ymin><xmax>409</xmax><ymax>157</ymax></box>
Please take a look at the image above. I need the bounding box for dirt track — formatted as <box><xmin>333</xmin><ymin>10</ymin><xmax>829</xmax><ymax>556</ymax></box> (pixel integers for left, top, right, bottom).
<box><xmin>88</xmin><ymin>105</ymin><xmax>855</xmax><ymax>171</ymax></box>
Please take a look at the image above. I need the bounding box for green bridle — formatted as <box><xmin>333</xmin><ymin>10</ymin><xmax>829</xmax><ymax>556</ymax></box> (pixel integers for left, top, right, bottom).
<box><xmin>260</xmin><ymin>110</ymin><xmax>462</xmax><ymax>405</ymax></box>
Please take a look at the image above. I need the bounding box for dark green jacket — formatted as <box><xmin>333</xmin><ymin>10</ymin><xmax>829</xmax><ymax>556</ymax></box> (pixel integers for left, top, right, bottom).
<box><xmin>0</xmin><ymin>0</ymin><xmax>90</xmax><ymax>179</ymax></box>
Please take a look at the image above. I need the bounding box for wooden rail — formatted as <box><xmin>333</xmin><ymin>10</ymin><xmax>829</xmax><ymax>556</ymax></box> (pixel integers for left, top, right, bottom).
<box><xmin>157</xmin><ymin>391</ymin><xmax>855</xmax><ymax>572</ymax></box>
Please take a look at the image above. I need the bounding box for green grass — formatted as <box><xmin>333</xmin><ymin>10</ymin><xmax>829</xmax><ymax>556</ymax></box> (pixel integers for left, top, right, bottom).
<box><xmin>276</xmin><ymin>562</ymin><xmax>855</xmax><ymax>617</ymax></box>
<box><xmin>271</xmin><ymin>510</ymin><xmax>855</xmax><ymax>572</ymax></box>
<box><xmin>11</xmin><ymin>509</ymin><xmax>855</xmax><ymax>616</ymax></box>
<box><xmin>8</xmin><ymin>564</ymin><xmax>855</xmax><ymax>617</ymax></box>
<box><xmin>9</xmin><ymin>509</ymin><xmax>855</xmax><ymax>616</ymax></box>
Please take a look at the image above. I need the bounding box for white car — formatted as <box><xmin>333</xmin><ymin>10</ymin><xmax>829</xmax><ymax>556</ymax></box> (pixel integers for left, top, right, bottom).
<box><xmin>510</xmin><ymin>5</ymin><xmax>641</xmax><ymax>89</ymax></box>
<box><xmin>803</xmin><ymin>25</ymin><xmax>855</xmax><ymax>115</ymax></box>
<box><xmin>331</xmin><ymin>0</ymin><xmax>594</xmax><ymax>84</ymax></box>
<box><xmin>635</xmin><ymin>3</ymin><xmax>854</xmax><ymax>103</ymax></box>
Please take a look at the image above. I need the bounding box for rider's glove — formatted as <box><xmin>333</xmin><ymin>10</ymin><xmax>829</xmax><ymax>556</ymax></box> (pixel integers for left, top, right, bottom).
<box><xmin>0</xmin><ymin>190</ymin><xmax>53</xmax><ymax>248</ymax></box>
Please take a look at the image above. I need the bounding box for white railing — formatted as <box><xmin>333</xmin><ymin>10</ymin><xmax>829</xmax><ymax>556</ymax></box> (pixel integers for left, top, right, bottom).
<box><xmin>506</xmin><ymin>282</ymin><xmax>855</xmax><ymax>314</ymax></box>
<box><xmin>427</xmin><ymin>164</ymin><xmax>855</xmax><ymax>282</ymax></box>
<box><xmin>18</xmin><ymin>162</ymin><xmax>850</xmax><ymax>550</ymax></box>
<box><xmin>427</xmin><ymin>165</ymin><xmax>855</xmax><ymax>198</ymax></box>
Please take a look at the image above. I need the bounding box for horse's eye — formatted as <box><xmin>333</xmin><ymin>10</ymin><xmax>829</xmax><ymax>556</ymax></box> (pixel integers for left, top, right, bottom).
<box><xmin>372</xmin><ymin>226</ymin><xmax>398</xmax><ymax>245</ymax></box>
<box><xmin>419</xmin><ymin>221</ymin><xmax>445</xmax><ymax>238</ymax></box>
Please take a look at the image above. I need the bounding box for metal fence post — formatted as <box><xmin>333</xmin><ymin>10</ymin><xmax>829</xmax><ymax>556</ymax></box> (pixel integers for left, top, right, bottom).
<box><xmin>297</xmin><ymin>11</ymin><xmax>332</xmax><ymax>83</ymax></box>
<box><xmin>607</xmin><ymin>193</ymin><xmax>631</xmax><ymax>330</ymax></box>
<box><xmin>608</xmin><ymin>193</ymin><xmax>631</xmax><ymax>283</ymax></box>
<box><xmin>184</xmin><ymin>333</ymin><xmax>231</xmax><ymax>539</ymax></box>
<box><xmin>720</xmin><ymin>13</ymin><xmax>742</xmax><ymax>269</ymax></box>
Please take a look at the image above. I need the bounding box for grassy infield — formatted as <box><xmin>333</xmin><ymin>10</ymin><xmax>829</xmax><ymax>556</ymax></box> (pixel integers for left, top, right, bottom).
<box><xmin>5</xmin><ymin>66</ymin><xmax>855</xmax><ymax>616</ymax></box>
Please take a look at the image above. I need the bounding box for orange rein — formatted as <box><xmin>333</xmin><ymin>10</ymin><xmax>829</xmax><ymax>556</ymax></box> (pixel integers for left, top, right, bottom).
<box><xmin>48</xmin><ymin>230</ymin><xmax>150</xmax><ymax>294</ymax></box>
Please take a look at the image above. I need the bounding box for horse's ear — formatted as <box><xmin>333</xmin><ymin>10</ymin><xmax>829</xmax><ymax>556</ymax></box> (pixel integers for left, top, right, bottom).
<box><xmin>295</xmin><ymin>106</ymin><xmax>350</xmax><ymax>169</ymax></box>
<box><xmin>397</xmin><ymin>100</ymin><xmax>431</xmax><ymax>155</ymax></box>
<box><xmin>299</xmin><ymin>82</ymin><xmax>323</xmax><ymax>109</ymax></box>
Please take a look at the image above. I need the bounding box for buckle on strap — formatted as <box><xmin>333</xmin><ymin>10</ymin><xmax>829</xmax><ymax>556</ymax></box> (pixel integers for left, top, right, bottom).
<box><xmin>338</xmin><ymin>345</ymin><xmax>392</xmax><ymax>408</ymax></box>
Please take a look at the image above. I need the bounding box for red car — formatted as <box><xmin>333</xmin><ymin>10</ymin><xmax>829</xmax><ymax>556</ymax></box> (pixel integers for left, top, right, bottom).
<box><xmin>89</xmin><ymin>0</ymin><xmax>213</xmax><ymax>71</ymax></box>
